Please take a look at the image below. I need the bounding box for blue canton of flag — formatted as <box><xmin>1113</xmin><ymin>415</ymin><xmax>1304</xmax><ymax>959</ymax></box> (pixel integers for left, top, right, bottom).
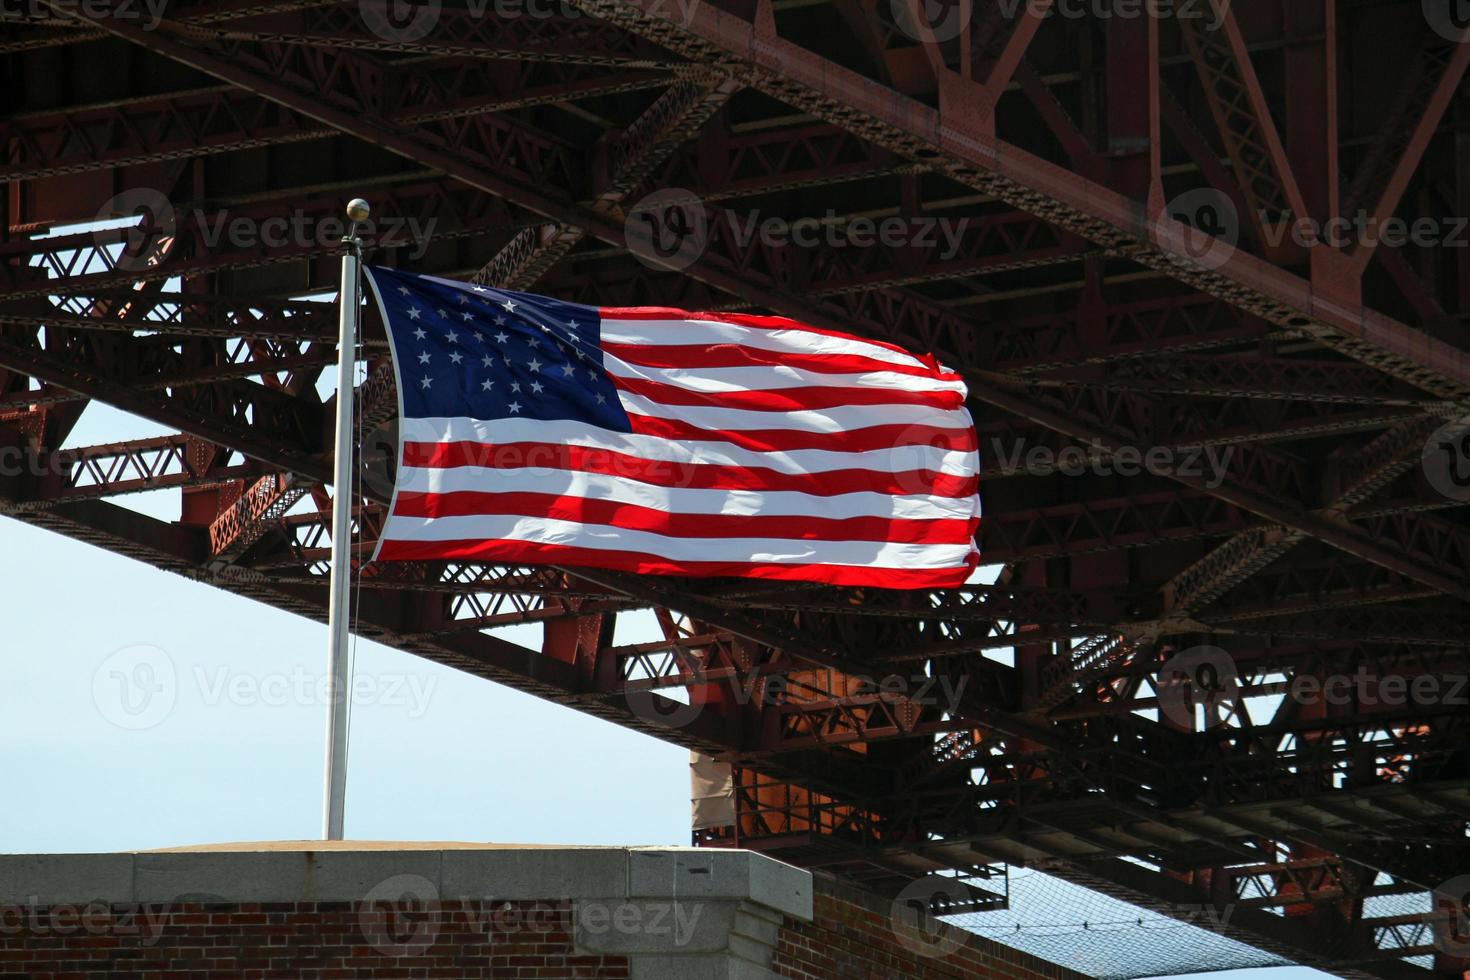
<box><xmin>364</xmin><ymin>265</ymin><xmax>629</xmax><ymax>431</ymax></box>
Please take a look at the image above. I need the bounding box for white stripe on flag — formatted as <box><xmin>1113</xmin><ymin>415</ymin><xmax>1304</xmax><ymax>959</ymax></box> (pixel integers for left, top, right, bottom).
<box><xmin>400</xmin><ymin>417</ymin><xmax>978</xmax><ymax>479</ymax></box>
<box><xmin>382</xmin><ymin>513</ymin><xmax>976</xmax><ymax>569</ymax></box>
<box><xmin>396</xmin><ymin>465</ymin><xmax>977</xmax><ymax>521</ymax></box>
<box><xmin>613</xmin><ymin>389</ymin><xmax>966</xmax><ymax>433</ymax></box>
<box><xmin>600</xmin><ymin>316</ymin><xmax>933</xmax><ymax>369</ymax></box>
<box><xmin>602</xmin><ymin>351</ymin><xmax>967</xmax><ymax>395</ymax></box>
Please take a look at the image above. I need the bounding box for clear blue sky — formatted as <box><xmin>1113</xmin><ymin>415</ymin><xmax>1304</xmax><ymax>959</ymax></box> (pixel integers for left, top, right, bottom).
<box><xmin>1</xmin><ymin>403</ymin><xmax>690</xmax><ymax>851</ymax></box>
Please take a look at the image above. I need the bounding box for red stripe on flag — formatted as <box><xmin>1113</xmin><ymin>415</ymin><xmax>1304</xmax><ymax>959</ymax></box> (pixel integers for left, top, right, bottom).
<box><xmin>401</xmin><ymin>440</ymin><xmax>978</xmax><ymax>498</ymax></box>
<box><xmin>598</xmin><ymin>307</ymin><xmax>934</xmax><ymax>367</ymax></box>
<box><xmin>392</xmin><ymin>491</ymin><xmax>975</xmax><ymax>545</ymax></box>
<box><xmin>611</xmin><ymin>374</ymin><xmax>962</xmax><ymax>411</ymax></box>
<box><xmin>602</xmin><ymin>341</ymin><xmax>959</xmax><ymax>381</ymax></box>
<box><xmin>624</xmin><ymin>413</ymin><xmax>976</xmax><ymax>455</ymax></box>
<box><xmin>374</xmin><ymin>537</ymin><xmax>977</xmax><ymax>588</ymax></box>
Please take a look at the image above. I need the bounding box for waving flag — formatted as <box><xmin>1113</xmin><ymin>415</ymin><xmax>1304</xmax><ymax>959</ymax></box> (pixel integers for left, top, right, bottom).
<box><xmin>363</xmin><ymin>266</ymin><xmax>981</xmax><ymax>588</ymax></box>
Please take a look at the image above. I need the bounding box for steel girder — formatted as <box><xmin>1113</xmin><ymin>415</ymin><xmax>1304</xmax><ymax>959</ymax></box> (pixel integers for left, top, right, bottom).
<box><xmin>6</xmin><ymin>2</ymin><xmax>1470</xmax><ymax>975</ymax></box>
<box><xmin>0</xmin><ymin>70</ymin><xmax>673</xmax><ymax>184</ymax></box>
<box><xmin>566</xmin><ymin>0</ymin><xmax>1470</xmax><ymax>398</ymax></box>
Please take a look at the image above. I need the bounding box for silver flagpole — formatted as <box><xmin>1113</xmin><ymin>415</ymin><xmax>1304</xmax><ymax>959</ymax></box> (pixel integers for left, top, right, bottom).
<box><xmin>323</xmin><ymin>198</ymin><xmax>369</xmax><ymax>841</ymax></box>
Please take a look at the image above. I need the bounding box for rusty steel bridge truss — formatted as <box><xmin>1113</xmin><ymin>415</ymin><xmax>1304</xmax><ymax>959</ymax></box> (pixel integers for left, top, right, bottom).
<box><xmin>3</xmin><ymin>0</ymin><xmax>1470</xmax><ymax>975</ymax></box>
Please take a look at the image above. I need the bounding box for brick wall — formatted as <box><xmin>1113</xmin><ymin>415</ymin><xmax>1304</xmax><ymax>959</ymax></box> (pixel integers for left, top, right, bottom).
<box><xmin>0</xmin><ymin>900</ymin><xmax>629</xmax><ymax>979</ymax></box>
<box><xmin>774</xmin><ymin>875</ymin><xmax>1092</xmax><ymax>980</ymax></box>
<box><xmin>0</xmin><ymin>848</ymin><xmax>1087</xmax><ymax>979</ymax></box>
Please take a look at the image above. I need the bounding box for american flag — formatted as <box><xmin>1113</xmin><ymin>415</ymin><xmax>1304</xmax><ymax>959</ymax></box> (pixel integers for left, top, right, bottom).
<box><xmin>363</xmin><ymin>266</ymin><xmax>981</xmax><ymax>588</ymax></box>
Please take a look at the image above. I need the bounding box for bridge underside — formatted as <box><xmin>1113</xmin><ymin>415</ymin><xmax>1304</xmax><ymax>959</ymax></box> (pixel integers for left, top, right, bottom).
<box><xmin>2</xmin><ymin>1</ymin><xmax>1469</xmax><ymax>976</ymax></box>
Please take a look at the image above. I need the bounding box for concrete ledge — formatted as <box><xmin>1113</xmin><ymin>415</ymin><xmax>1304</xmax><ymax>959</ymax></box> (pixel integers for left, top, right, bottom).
<box><xmin>0</xmin><ymin>844</ymin><xmax>813</xmax><ymax>919</ymax></box>
<box><xmin>628</xmin><ymin>847</ymin><xmax>812</xmax><ymax>922</ymax></box>
<box><xmin>0</xmin><ymin>853</ymin><xmax>134</xmax><ymax>907</ymax></box>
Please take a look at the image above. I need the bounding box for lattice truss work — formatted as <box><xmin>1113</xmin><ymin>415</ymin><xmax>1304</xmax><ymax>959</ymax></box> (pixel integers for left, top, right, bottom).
<box><xmin>2</xmin><ymin>1</ymin><xmax>1470</xmax><ymax>976</ymax></box>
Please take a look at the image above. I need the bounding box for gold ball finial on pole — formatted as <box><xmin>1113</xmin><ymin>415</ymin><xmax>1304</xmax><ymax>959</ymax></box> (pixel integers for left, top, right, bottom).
<box><xmin>343</xmin><ymin>199</ymin><xmax>370</xmax><ymax>253</ymax></box>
